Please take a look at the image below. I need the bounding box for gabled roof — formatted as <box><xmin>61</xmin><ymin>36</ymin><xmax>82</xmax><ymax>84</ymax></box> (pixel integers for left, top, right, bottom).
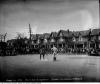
<box><xmin>50</xmin><ymin>32</ymin><xmax>58</xmax><ymax>38</ymax></box>
<box><xmin>43</xmin><ymin>33</ymin><xmax>50</xmax><ymax>39</ymax></box>
<box><xmin>73</xmin><ymin>29</ymin><xmax>91</xmax><ymax>37</ymax></box>
<box><xmin>7</xmin><ymin>39</ymin><xmax>16</xmax><ymax>43</ymax></box>
<box><xmin>31</xmin><ymin>34</ymin><xmax>44</xmax><ymax>40</ymax></box>
<box><xmin>72</xmin><ymin>31</ymin><xmax>79</xmax><ymax>37</ymax></box>
<box><xmin>91</xmin><ymin>28</ymin><xmax>100</xmax><ymax>35</ymax></box>
<box><xmin>79</xmin><ymin>29</ymin><xmax>91</xmax><ymax>36</ymax></box>
<box><xmin>58</xmin><ymin>29</ymin><xmax>73</xmax><ymax>37</ymax></box>
<box><xmin>36</xmin><ymin>34</ymin><xmax>44</xmax><ymax>39</ymax></box>
<box><xmin>31</xmin><ymin>34</ymin><xmax>37</xmax><ymax>40</ymax></box>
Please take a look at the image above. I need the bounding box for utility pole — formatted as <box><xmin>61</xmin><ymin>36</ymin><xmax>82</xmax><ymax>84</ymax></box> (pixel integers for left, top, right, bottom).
<box><xmin>29</xmin><ymin>24</ymin><xmax>32</xmax><ymax>41</ymax></box>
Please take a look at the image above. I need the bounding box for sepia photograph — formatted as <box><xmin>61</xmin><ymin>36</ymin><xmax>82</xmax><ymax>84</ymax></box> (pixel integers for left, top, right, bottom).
<box><xmin>0</xmin><ymin>0</ymin><xmax>100</xmax><ymax>82</ymax></box>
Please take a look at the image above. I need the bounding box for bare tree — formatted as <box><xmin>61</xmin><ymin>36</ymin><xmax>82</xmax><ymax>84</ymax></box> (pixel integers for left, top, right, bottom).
<box><xmin>16</xmin><ymin>32</ymin><xmax>26</xmax><ymax>39</ymax></box>
<box><xmin>0</xmin><ymin>33</ymin><xmax>7</xmax><ymax>42</ymax></box>
<box><xmin>4</xmin><ymin>33</ymin><xmax>7</xmax><ymax>42</ymax></box>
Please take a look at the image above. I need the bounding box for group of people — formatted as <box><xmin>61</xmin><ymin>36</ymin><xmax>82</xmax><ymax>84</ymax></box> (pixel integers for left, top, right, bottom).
<box><xmin>39</xmin><ymin>45</ymin><xmax>58</xmax><ymax>61</ymax></box>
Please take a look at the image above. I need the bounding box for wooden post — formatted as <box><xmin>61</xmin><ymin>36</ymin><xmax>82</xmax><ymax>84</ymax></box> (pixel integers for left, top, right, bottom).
<box><xmin>83</xmin><ymin>43</ymin><xmax>84</xmax><ymax>49</ymax></box>
<box><xmin>74</xmin><ymin>43</ymin><xmax>75</xmax><ymax>49</ymax></box>
<box><xmin>62</xmin><ymin>43</ymin><xmax>63</xmax><ymax>48</ymax></box>
<box><xmin>95</xmin><ymin>42</ymin><xmax>96</xmax><ymax>49</ymax></box>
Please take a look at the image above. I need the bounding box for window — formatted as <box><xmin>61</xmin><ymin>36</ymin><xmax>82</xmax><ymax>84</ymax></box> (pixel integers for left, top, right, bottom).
<box><xmin>79</xmin><ymin>36</ymin><xmax>83</xmax><ymax>41</ymax></box>
<box><xmin>25</xmin><ymin>40</ymin><xmax>28</xmax><ymax>44</ymax></box>
<box><xmin>51</xmin><ymin>39</ymin><xmax>55</xmax><ymax>42</ymax></box>
<box><xmin>8</xmin><ymin>42</ymin><xmax>10</xmax><ymax>46</ymax></box>
<box><xmin>83</xmin><ymin>38</ymin><xmax>87</xmax><ymax>41</ymax></box>
<box><xmin>51</xmin><ymin>45</ymin><xmax>53</xmax><ymax>48</ymax></box>
<box><xmin>11</xmin><ymin>42</ymin><xmax>13</xmax><ymax>46</ymax></box>
<box><xmin>59</xmin><ymin>37</ymin><xmax>64</xmax><ymax>42</ymax></box>
<box><xmin>35</xmin><ymin>45</ymin><xmax>38</xmax><ymax>48</ymax></box>
<box><xmin>98</xmin><ymin>36</ymin><xmax>100</xmax><ymax>40</ymax></box>
<box><xmin>31</xmin><ymin>41</ymin><xmax>34</xmax><ymax>44</ymax></box>
<box><xmin>60</xmin><ymin>32</ymin><xmax>63</xmax><ymax>36</ymax></box>
<box><xmin>73</xmin><ymin>37</ymin><xmax>76</xmax><ymax>42</ymax></box>
<box><xmin>51</xmin><ymin>34</ymin><xmax>53</xmax><ymax>37</ymax></box>
<box><xmin>93</xmin><ymin>36</ymin><xmax>96</xmax><ymax>41</ymax></box>
<box><xmin>99</xmin><ymin>44</ymin><xmax>100</xmax><ymax>48</ymax></box>
<box><xmin>44</xmin><ymin>39</ymin><xmax>47</xmax><ymax>43</ymax></box>
<box><xmin>59</xmin><ymin>44</ymin><xmax>62</xmax><ymax>48</ymax></box>
<box><xmin>37</xmin><ymin>39</ymin><xmax>40</xmax><ymax>43</ymax></box>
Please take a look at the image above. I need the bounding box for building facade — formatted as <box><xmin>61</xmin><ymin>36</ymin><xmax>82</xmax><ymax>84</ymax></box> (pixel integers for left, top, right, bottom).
<box><xmin>1</xmin><ymin>28</ymin><xmax>99</xmax><ymax>56</ymax></box>
<box><xmin>30</xmin><ymin>28</ymin><xmax>100</xmax><ymax>54</ymax></box>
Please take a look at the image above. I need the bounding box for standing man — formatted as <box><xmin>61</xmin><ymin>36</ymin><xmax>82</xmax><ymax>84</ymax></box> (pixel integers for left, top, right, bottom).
<box><xmin>40</xmin><ymin>47</ymin><xmax>45</xmax><ymax>60</ymax></box>
<box><xmin>51</xmin><ymin>45</ymin><xmax>58</xmax><ymax>61</ymax></box>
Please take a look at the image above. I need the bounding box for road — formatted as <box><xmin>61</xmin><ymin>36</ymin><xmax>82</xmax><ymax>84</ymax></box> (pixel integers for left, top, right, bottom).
<box><xmin>0</xmin><ymin>54</ymin><xmax>100</xmax><ymax>82</ymax></box>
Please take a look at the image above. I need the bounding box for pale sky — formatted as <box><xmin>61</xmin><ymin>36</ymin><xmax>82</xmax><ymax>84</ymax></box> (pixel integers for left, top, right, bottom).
<box><xmin>0</xmin><ymin>0</ymin><xmax>99</xmax><ymax>40</ymax></box>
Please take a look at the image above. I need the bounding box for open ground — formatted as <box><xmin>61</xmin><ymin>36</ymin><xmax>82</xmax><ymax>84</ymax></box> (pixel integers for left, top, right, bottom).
<box><xmin>0</xmin><ymin>54</ymin><xmax>100</xmax><ymax>82</ymax></box>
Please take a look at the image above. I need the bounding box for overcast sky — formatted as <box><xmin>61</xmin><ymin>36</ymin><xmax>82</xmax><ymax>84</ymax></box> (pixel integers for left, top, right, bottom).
<box><xmin>0</xmin><ymin>0</ymin><xmax>99</xmax><ymax>40</ymax></box>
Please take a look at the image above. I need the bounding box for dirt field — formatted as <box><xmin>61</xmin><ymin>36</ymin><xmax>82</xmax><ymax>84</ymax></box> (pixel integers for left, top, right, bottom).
<box><xmin>0</xmin><ymin>54</ymin><xmax>100</xmax><ymax>82</ymax></box>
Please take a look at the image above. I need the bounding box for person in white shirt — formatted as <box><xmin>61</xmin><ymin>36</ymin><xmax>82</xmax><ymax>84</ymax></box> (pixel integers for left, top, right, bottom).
<box><xmin>51</xmin><ymin>45</ymin><xmax>58</xmax><ymax>61</ymax></box>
